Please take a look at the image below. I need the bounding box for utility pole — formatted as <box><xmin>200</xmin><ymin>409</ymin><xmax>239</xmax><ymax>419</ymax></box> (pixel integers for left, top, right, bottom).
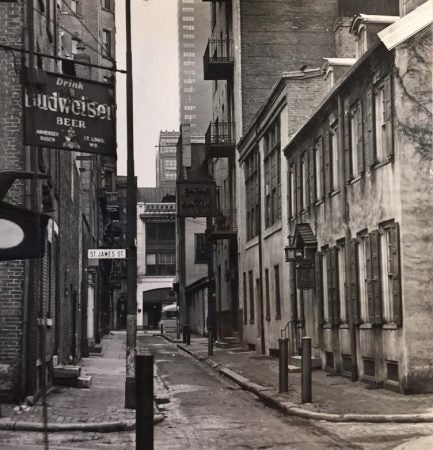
<box><xmin>125</xmin><ymin>0</ymin><xmax>137</xmax><ymax>409</ymax></box>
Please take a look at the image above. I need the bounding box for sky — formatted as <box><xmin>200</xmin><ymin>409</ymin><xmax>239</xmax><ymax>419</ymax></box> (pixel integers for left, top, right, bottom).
<box><xmin>115</xmin><ymin>0</ymin><xmax>179</xmax><ymax>187</ymax></box>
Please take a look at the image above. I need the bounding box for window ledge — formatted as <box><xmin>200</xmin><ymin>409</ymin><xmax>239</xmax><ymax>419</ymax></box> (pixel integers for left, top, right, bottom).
<box><xmin>314</xmin><ymin>199</ymin><xmax>323</xmax><ymax>207</ymax></box>
<box><xmin>275</xmin><ymin>315</ymin><xmax>281</xmax><ymax>321</ymax></box>
<box><xmin>348</xmin><ymin>175</ymin><xmax>362</xmax><ymax>185</ymax></box>
<box><xmin>339</xmin><ymin>323</ymin><xmax>349</xmax><ymax>329</ymax></box>
<box><xmin>245</xmin><ymin>236</ymin><xmax>259</xmax><ymax>250</ymax></box>
<box><xmin>323</xmin><ymin>323</ymin><xmax>332</xmax><ymax>329</ymax></box>
<box><xmin>370</xmin><ymin>157</ymin><xmax>393</xmax><ymax>171</ymax></box>
<box><xmin>359</xmin><ymin>323</ymin><xmax>373</xmax><ymax>329</ymax></box>
<box><xmin>330</xmin><ymin>189</ymin><xmax>341</xmax><ymax>198</ymax></box>
<box><xmin>263</xmin><ymin>222</ymin><xmax>282</xmax><ymax>240</ymax></box>
<box><xmin>383</xmin><ymin>323</ymin><xmax>399</xmax><ymax>330</ymax></box>
<box><xmin>249</xmin><ymin>319</ymin><xmax>255</xmax><ymax>325</ymax></box>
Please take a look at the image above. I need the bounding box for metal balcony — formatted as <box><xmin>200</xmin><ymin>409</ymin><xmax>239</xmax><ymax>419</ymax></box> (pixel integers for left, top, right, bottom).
<box><xmin>207</xmin><ymin>208</ymin><xmax>237</xmax><ymax>242</ymax></box>
<box><xmin>203</xmin><ymin>39</ymin><xmax>234</xmax><ymax>80</ymax></box>
<box><xmin>205</xmin><ymin>121</ymin><xmax>236</xmax><ymax>159</ymax></box>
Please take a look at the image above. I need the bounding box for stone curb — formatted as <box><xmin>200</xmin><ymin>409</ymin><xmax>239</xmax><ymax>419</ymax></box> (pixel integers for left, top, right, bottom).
<box><xmin>176</xmin><ymin>343</ymin><xmax>433</xmax><ymax>424</ymax></box>
<box><xmin>0</xmin><ymin>413</ymin><xmax>164</xmax><ymax>433</ymax></box>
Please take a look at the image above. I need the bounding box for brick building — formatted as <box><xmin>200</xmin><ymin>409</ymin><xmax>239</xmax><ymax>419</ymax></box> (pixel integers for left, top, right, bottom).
<box><xmin>0</xmin><ymin>0</ymin><xmax>118</xmax><ymax>402</ymax></box>
<box><xmin>236</xmin><ymin>0</ymin><xmax>433</xmax><ymax>393</ymax></box>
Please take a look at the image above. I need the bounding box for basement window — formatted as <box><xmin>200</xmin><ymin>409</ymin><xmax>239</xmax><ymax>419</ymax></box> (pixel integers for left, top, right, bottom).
<box><xmin>325</xmin><ymin>352</ymin><xmax>334</xmax><ymax>370</ymax></box>
<box><xmin>363</xmin><ymin>357</ymin><xmax>376</xmax><ymax>377</ymax></box>
<box><xmin>341</xmin><ymin>354</ymin><xmax>352</xmax><ymax>376</ymax></box>
<box><xmin>386</xmin><ymin>360</ymin><xmax>399</xmax><ymax>382</ymax></box>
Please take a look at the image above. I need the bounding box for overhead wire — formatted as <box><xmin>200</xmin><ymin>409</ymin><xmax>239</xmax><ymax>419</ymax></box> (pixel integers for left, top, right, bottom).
<box><xmin>30</xmin><ymin>2</ymin><xmax>116</xmax><ymax>67</ymax></box>
<box><xmin>60</xmin><ymin>0</ymin><xmax>113</xmax><ymax>62</ymax></box>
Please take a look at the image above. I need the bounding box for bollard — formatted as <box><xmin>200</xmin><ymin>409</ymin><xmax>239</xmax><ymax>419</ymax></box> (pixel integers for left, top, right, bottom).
<box><xmin>301</xmin><ymin>336</ymin><xmax>312</xmax><ymax>403</ymax></box>
<box><xmin>278</xmin><ymin>338</ymin><xmax>289</xmax><ymax>393</ymax></box>
<box><xmin>183</xmin><ymin>325</ymin><xmax>187</xmax><ymax>343</ymax></box>
<box><xmin>136</xmin><ymin>354</ymin><xmax>154</xmax><ymax>450</ymax></box>
<box><xmin>208</xmin><ymin>327</ymin><xmax>213</xmax><ymax>356</ymax></box>
<box><xmin>186</xmin><ymin>325</ymin><xmax>191</xmax><ymax>345</ymax></box>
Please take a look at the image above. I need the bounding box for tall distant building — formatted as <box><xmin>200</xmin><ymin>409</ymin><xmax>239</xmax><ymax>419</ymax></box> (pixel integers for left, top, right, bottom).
<box><xmin>177</xmin><ymin>0</ymin><xmax>212</xmax><ymax>133</ymax></box>
<box><xmin>156</xmin><ymin>131</ymin><xmax>179</xmax><ymax>188</ymax></box>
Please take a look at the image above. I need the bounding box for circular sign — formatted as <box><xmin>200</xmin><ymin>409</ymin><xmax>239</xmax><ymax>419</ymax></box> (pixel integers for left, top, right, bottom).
<box><xmin>0</xmin><ymin>219</ymin><xmax>25</xmax><ymax>249</ymax></box>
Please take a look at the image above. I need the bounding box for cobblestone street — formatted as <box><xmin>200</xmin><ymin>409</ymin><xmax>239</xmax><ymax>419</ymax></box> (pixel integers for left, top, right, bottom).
<box><xmin>2</xmin><ymin>333</ymin><xmax>433</xmax><ymax>449</ymax></box>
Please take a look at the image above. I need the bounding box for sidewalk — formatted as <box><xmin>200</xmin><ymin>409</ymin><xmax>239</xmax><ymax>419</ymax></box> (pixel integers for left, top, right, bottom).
<box><xmin>0</xmin><ymin>331</ymin><xmax>144</xmax><ymax>432</ymax></box>
<box><xmin>168</xmin><ymin>333</ymin><xmax>433</xmax><ymax>423</ymax></box>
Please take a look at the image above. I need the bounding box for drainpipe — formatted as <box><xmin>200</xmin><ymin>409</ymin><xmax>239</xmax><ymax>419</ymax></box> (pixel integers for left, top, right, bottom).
<box><xmin>257</xmin><ymin>147</ymin><xmax>265</xmax><ymax>354</ymax></box>
<box><xmin>338</xmin><ymin>94</ymin><xmax>357</xmax><ymax>381</ymax></box>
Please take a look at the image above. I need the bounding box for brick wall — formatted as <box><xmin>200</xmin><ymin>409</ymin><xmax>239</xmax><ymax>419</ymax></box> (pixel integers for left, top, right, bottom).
<box><xmin>239</xmin><ymin>0</ymin><xmax>339</xmax><ymax>132</ymax></box>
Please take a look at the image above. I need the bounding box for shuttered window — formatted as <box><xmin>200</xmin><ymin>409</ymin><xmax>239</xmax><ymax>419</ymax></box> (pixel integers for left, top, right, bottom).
<box><xmin>381</xmin><ymin>223</ymin><xmax>402</xmax><ymax>325</ymax></box>
<box><xmin>322</xmin><ymin>249</ymin><xmax>330</xmax><ymax>322</ymax></box>
<box><xmin>330</xmin><ymin>123</ymin><xmax>339</xmax><ymax>191</ymax></box>
<box><xmin>358</xmin><ymin>233</ymin><xmax>369</xmax><ymax>322</ymax></box>
<box><xmin>314</xmin><ymin>138</ymin><xmax>323</xmax><ymax>201</ymax></box>
<box><xmin>373</xmin><ymin>76</ymin><xmax>393</xmax><ymax>163</ymax></box>
<box><xmin>274</xmin><ymin>265</ymin><xmax>281</xmax><ymax>319</ymax></box>
<box><xmin>337</xmin><ymin>243</ymin><xmax>347</xmax><ymax>323</ymax></box>
<box><xmin>301</xmin><ymin>152</ymin><xmax>309</xmax><ymax>210</ymax></box>
<box><xmin>248</xmin><ymin>271</ymin><xmax>255</xmax><ymax>323</ymax></box>
<box><xmin>288</xmin><ymin>163</ymin><xmax>296</xmax><ymax>218</ymax></box>
<box><xmin>243</xmin><ymin>272</ymin><xmax>248</xmax><ymax>324</ymax></box>
<box><xmin>347</xmin><ymin>101</ymin><xmax>364</xmax><ymax>179</ymax></box>
<box><xmin>265</xmin><ymin>269</ymin><xmax>270</xmax><ymax>321</ymax></box>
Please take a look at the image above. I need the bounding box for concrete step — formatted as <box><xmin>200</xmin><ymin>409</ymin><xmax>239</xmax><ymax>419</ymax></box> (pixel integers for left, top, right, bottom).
<box><xmin>288</xmin><ymin>365</ymin><xmax>301</xmax><ymax>373</ymax></box>
<box><xmin>289</xmin><ymin>355</ymin><xmax>322</xmax><ymax>369</ymax></box>
<box><xmin>53</xmin><ymin>365</ymin><xmax>81</xmax><ymax>387</ymax></box>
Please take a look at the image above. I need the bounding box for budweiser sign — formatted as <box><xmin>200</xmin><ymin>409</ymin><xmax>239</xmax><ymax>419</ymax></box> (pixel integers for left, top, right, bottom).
<box><xmin>24</xmin><ymin>69</ymin><xmax>116</xmax><ymax>157</ymax></box>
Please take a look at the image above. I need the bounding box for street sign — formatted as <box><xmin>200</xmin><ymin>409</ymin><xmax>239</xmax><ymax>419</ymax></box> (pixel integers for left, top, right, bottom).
<box><xmin>88</xmin><ymin>249</ymin><xmax>126</xmax><ymax>259</ymax></box>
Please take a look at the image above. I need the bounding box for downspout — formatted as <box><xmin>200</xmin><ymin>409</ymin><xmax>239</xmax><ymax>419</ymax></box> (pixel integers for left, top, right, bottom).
<box><xmin>338</xmin><ymin>94</ymin><xmax>357</xmax><ymax>380</ymax></box>
<box><xmin>257</xmin><ymin>147</ymin><xmax>265</xmax><ymax>354</ymax></box>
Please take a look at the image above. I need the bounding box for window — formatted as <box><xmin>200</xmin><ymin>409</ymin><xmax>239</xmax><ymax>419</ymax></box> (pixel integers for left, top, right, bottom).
<box><xmin>380</xmin><ymin>222</ymin><xmax>402</xmax><ymax>324</ymax></box>
<box><xmin>264</xmin><ymin>118</ymin><xmax>281</xmax><ymax>227</ymax></box>
<box><xmin>103</xmin><ymin>0</ymin><xmax>113</xmax><ymax>11</ymax></box>
<box><xmin>274</xmin><ymin>265</ymin><xmax>281</xmax><ymax>319</ymax></box>
<box><xmin>184</xmin><ymin>87</ymin><xmax>194</xmax><ymax>93</ymax></box>
<box><xmin>183</xmin><ymin>0</ymin><xmax>194</xmax><ymax>3</ymax></box>
<box><xmin>146</xmin><ymin>252</ymin><xmax>176</xmax><ymax>275</ymax></box>
<box><xmin>182</xmin><ymin>7</ymin><xmax>194</xmax><ymax>11</ymax></box>
<box><xmin>194</xmin><ymin>233</ymin><xmax>207</xmax><ymax>264</ymax></box>
<box><xmin>373</xmin><ymin>77</ymin><xmax>392</xmax><ymax>163</ymax></box>
<box><xmin>248</xmin><ymin>271</ymin><xmax>254</xmax><ymax>323</ymax></box>
<box><xmin>322</xmin><ymin>248</ymin><xmax>330</xmax><ymax>322</ymax></box>
<box><xmin>184</xmin><ymin>105</ymin><xmax>196</xmax><ymax>110</ymax></box>
<box><xmin>102</xmin><ymin>29</ymin><xmax>112</xmax><ymax>57</ymax></box>
<box><xmin>337</xmin><ymin>242</ymin><xmax>347</xmax><ymax>322</ymax></box>
<box><xmin>244</xmin><ymin>149</ymin><xmax>259</xmax><ymax>241</ymax></box>
<box><xmin>184</xmin><ymin>78</ymin><xmax>195</xmax><ymax>84</ymax></box>
<box><xmin>243</xmin><ymin>272</ymin><xmax>247</xmax><ymax>324</ymax></box>
<box><xmin>183</xmin><ymin>25</ymin><xmax>194</xmax><ymax>30</ymax></box>
<box><xmin>349</xmin><ymin>101</ymin><xmax>363</xmax><ymax>177</ymax></box>
<box><xmin>183</xmin><ymin>43</ymin><xmax>195</xmax><ymax>48</ymax></box>
<box><xmin>330</xmin><ymin>123</ymin><xmax>339</xmax><ymax>191</ymax></box>
<box><xmin>314</xmin><ymin>138</ymin><xmax>323</xmax><ymax>200</ymax></box>
<box><xmin>288</xmin><ymin>163</ymin><xmax>296</xmax><ymax>218</ymax></box>
<box><xmin>301</xmin><ymin>153</ymin><xmax>308</xmax><ymax>210</ymax></box>
<box><xmin>183</xmin><ymin>16</ymin><xmax>194</xmax><ymax>21</ymax></box>
<box><xmin>184</xmin><ymin>114</ymin><xmax>196</xmax><ymax>121</ymax></box>
<box><xmin>265</xmin><ymin>269</ymin><xmax>270</xmax><ymax>320</ymax></box>
<box><xmin>70</xmin><ymin>0</ymin><xmax>79</xmax><ymax>14</ymax></box>
<box><xmin>71</xmin><ymin>38</ymin><xmax>79</xmax><ymax>54</ymax></box>
<box><xmin>183</xmin><ymin>34</ymin><xmax>195</xmax><ymax>39</ymax></box>
<box><xmin>183</xmin><ymin>61</ymin><xmax>195</xmax><ymax>66</ymax></box>
<box><xmin>358</xmin><ymin>232</ymin><xmax>369</xmax><ymax>322</ymax></box>
<box><xmin>183</xmin><ymin>52</ymin><xmax>195</xmax><ymax>57</ymax></box>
